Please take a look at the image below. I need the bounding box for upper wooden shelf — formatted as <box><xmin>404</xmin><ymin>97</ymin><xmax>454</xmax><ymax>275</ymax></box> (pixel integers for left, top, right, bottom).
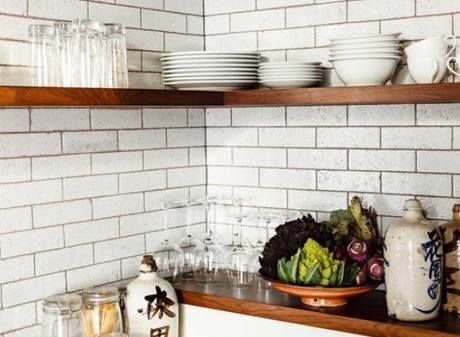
<box><xmin>173</xmin><ymin>282</ymin><xmax>460</xmax><ymax>337</ymax></box>
<box><xmin>1</xmin><ymin>83</ymin><xmax>460</xmax><ymax>107</ymax></box>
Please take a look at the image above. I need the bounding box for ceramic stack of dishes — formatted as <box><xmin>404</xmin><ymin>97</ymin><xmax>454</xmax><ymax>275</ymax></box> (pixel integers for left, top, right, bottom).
<box><xmin>328</xmin><ymin>32</ymin><xmax>402</xmax><ymax>86</ymax></box>
<box><xmin>257</xmin><ymin>61</ymin><xmax>323</xmax><ymax>88</ymax></box>
<box><xmin>160</xmin><ymin>51</ymin><xmax>261</xmax><ymax>91</ymax></box>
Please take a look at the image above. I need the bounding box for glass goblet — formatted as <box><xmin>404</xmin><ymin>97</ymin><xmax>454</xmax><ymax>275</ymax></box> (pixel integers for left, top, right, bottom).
<box><xmin>178</xmin><ymin>199</ymin><xmax>201</xmax><ymax>280</ymax></box>
<box><xmin>192</xmin><ymin>236</ymin><xmax>224</xmax><ymax>285</ymax></box>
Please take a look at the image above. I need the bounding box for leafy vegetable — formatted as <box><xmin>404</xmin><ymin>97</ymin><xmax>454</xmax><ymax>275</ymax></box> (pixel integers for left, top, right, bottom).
<box><xmin>278</xmin><ymin>238</ymin><xmax>344</xmax><ymax>287</ymax></box>
<box><xmin>259</xmin><ymin>215</ymin><xmax>334</xmax><ymax>280</ymax></box>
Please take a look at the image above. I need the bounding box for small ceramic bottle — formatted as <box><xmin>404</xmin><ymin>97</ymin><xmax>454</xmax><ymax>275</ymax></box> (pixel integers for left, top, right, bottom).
<box><xmin>439</xmin><ymin>204</ymin><xmax>460</xmax><ymax>315</ymax></box>
<box><xmin>123</xmin><ymin>255</ymin><xmax>179</xmax><ymax>337</ymax></box>
<box><xmin>384</xmin><ymin>199</ymin><xmax>443</xmax><ymax>321</ymax></box>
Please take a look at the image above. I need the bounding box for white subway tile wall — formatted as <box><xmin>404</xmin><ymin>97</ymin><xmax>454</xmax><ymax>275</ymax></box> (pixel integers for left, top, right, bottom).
<box><xmin>0</xmin><ymin>1</ymin><xmax>460</xmax><ymax>336</ymax></box>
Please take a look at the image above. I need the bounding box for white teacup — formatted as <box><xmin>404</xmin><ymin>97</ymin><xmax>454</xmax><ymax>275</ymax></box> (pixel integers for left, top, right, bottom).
<box><xmin>407</xmin><ymin>56</ymin><xmax>447</xmax><ymax>84</ymax></box>
<box><xmin>405</xmin><ymin>35</ymin><xmax>457</xmax><ymax>57</ymax></box>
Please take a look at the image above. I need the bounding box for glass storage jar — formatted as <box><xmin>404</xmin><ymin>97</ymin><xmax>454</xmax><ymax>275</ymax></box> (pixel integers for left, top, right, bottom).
<box><xmin>41</xmin><ymin>293</ymin><xmax>85</xmax><ymax>337</ymax></box>
<box><xmin>81</xmin><ymin>286</ymin><xmax>123</xmax><ymax>337</ymax></box>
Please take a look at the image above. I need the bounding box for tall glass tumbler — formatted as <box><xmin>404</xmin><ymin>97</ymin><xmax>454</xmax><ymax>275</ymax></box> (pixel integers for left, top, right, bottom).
<box><xmin>73</xmin><ymin>19</ymin><xmax>102</xmax><ymax>87</ymax></box>
<box><xmin>101</xmin><ymin>23</ymin><xmax>129</xmax><ymax>88</ymax></box>
<box><xmin>29</xmin><ymin>24</ymin><xmax>54</xmax><ymax>86</ymax></box>
<box><xmin>53</xmin><ymin>22</ymin><xmax>76</xmax><ymax>87</ymax></box>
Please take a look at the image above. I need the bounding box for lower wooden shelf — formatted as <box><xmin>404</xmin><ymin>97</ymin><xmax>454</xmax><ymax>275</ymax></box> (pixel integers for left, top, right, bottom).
<box><xmin>173</xmin><ymin>281</ymin><xmax>459</xmax><ymax>337</ymax></box>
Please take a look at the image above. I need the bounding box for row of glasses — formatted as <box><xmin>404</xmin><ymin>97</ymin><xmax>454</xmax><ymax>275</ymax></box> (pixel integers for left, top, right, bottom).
<box><xmin>29</xmin><ymin>19</ymin><xmax>128</xmax><ymax>88</ymax></box>
<box><xmin>151</xmin><ymin>195</ymin><xmax>286</xmax><ymax>289</ymax></box>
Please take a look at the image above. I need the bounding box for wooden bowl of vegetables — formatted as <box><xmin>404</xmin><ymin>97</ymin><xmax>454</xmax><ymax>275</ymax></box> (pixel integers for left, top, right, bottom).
<box><xmin>258</xmin><ymin>196</ymin><xmax>384</xmax><ymax>307</ymax></box>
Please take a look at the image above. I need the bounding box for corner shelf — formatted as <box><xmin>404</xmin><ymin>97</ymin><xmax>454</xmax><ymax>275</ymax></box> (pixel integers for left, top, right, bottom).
<box><xmin>1</xmin><ymin>83</ymin><xmax>460</xmax><ymax>107</ymax></box>
<box><xmin>174</xmin><ymin>282</ymin><xmax>460</xmax><ymax>337</ymax></box>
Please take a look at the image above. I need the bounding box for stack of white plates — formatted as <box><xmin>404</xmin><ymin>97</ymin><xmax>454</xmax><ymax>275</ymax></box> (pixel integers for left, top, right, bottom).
<box><xmin>161</xmin><ymin>51</ymin><xmax>261</xmax><ymax>91</ymax></box>
<box><xmin>258</xmin><ymin>61</ymin><xmax>323</xmax><ymax>88</ymax></box>
<box><xmin>328</xmin><ymin>32</ymin><xmax>402</xmax><ymax>86</ymax></box>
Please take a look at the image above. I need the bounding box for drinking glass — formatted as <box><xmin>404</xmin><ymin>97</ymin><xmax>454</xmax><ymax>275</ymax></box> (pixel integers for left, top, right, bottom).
<box><xmin>29</xmin><ymin>24</ymin><xmax>54</xmax><ymax>86</ymax></box>
<box><xmin>225</xmin><ymin>215</ymin><xmax>254</xmax><ymax>288</ymax></box>
<box><xmin>192</xmin><ymin>196</ymin><xmax>225</xmax><ymax>285</ymax></box>
<box><xmin>224</xmin><ymin>197</ymin><xmax>254</xmax><ymax>288</ymax></box>
<box><xmin>73</xmin><ymin>19</ymin><xmax>102</xmax><ymax>87</ymax></box>
<box><xmin>101</xmin><ymin>23</ymin><xmax>128</xmax><ymax>88</ymax></box>
<box><xmin>251</xmin><ymin>212</ymin><xmax>283</xmax><ymax>290</ymax></box>
<box><xmin>152</xmin><ymin>201</ymin><xmax>184</xmax><ymax>285</ymax></box>
<box><xmin>178</xmin><ymin>199</ymin><xmax>201</xmax><ymax>280</ymax></box>
<box><xmin>53</xmin><ymin>22</ymin><xmax>75</xmax><ymax>87</ymax></box>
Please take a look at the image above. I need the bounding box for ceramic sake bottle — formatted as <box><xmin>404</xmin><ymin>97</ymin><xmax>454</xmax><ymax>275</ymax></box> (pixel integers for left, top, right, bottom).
<box><xmin>123</xmin><ymin>255</ymin><xmax>179</xmax><ymax>337</ymax></box>
<box><xmin>439</xmin><ymin>204</ymin><xmax>460</xmax><ymax>315</ymax></box>
<box><xmin>384</xmin><ymin>199</ymin><xmax>443</xmax><ymax>321</ymax></box>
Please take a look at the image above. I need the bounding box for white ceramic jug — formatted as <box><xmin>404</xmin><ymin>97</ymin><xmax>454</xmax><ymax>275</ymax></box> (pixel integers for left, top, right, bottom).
<box><xmin>384</xmin><ymin>199</ymin><xmax>443</xmax><ymax>321</ymax></box>
<box><xmin>123</xmin><ymin>255</ymin><xmax>179</xmax><ymax>337</ymax></box>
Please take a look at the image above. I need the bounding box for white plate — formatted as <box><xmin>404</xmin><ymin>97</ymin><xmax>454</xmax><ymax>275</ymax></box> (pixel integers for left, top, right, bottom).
<box><xmin>161</xmin><ymin>58</ymin><xmax>260</xmax><ymax>65</ymax></box>
<box><xmin>330</xmin><ymin>38</ymin><xmax>400</xmax><ymax>47</ymax></box>
<box><xmin>259</xmin><ymin>79</ymin><xmax>321</xmax><ymax>88</ymax></box>
<box><xmin>161</xmin><ymin>54</ymin><xmax>260</xmax><ymax>61</ymax></box>
<box><xmin>161</xmin><ymin>50</ymin><xmax>260</xmax><ymax>58</ymax></box>
<box><xmin>259</xmin><ymin>61</ymin><xmax>322</xmax><ymax>68</ymax></box>
<box><xmin>163</xmin><ymin>75</ymin><xmax>259</xmax><ymax>82</ymax></box>
<box><xmin>162</xmin><ymin>63</ymin><xmax>259</xmax><ymax>70</ymax></box>
<box><xmin>259</xmin><ymin>76</ymin><xmax>323</xmax><ymax>81</ymax></box>
<box><xmin>258</xmin><ymin>69</ymin><xmax>323</xmax><ymax>75</ymax></box>
<box><xmin>163</xmin><ymin>73</ymin><xmax>258</xmax><ymax>79</ymax></box>
<box><xmin>163</xmin><ymin>67</ymin><xmax>259</xmax><ymax>74</ymax></box>
<box><xmin>164</xmin><ymin>80</ymin><xmax>257</xmax><ymax>91</ymax></box>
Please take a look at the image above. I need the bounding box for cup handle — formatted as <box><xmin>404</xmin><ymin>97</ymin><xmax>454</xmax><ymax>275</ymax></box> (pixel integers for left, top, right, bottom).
<box><xmin>430</xmin><ymin>59</ymin><xmax>439</xmax><ymax>82</ymax></box>
<box><xmin>445</xmin><ymin>35</ymin><xmax>457</xmax><ymax>57</ymax></box>
<box><xmin>447</xmin><ymin>56</ymin><xmax>460</xmax><ymax>77</ymax></box>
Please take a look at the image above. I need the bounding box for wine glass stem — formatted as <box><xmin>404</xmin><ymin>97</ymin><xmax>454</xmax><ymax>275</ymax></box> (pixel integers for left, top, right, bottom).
<box><xmin>187</xmin><ymin>200</ymin><xmax>192</xmax><ymax>236</ymax></box>
<box><xmin>237</xmin><ymin>217</ymin><xmax>243</xmax><ymax>246</ymax></box>
<box><xmin>163</xmin><ymin>203</ymin><xmax>169</xmax><ymax>242</ymax></box>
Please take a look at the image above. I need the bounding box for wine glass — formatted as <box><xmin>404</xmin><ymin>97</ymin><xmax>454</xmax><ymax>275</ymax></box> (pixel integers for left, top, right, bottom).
<box><xmin>178</xmin><ymin>199</ymin><xmax>201</xmax><ymax>280</ymax></box>
<box><xmin>225</xmin><ymin>197</ymin><xmax>252</xmax><ymax>252</ymax></box>
<box><xmin>224</xmin><ymin>197</ymin><xmax>254</xmax><ymax>288</ymax></box>
<box><xmin>198</xmin><ymin>195</ymin><xmax>226</xmax><ymax>246</ymax></box>
<box><xmin>251</xmin><ymin>212</ymin><xmax>283</xmax><ymax>290</ymax></box>
<box><xmin>192</xmin><ymin>196</ymin><xmax>225</xmax><ymax>285</ymax></box>
<box><xmin>152</xmin><ymin>200</ymin><xmax>184</xmax><ymax>285</ymax></box>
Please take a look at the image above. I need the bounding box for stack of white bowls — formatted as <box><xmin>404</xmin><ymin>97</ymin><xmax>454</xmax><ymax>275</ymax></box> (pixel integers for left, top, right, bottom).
<box><xmin>160</xmin><ymin>51</ymin><xmax>260</xmax><ymax>91</ymax></box>
<box><xmin>258</xmin><ymin>61</ymin><xmax>323</xmax><ymax>88</ymax></box>
<box><xmin>328</xmin><ymin>32</ymin><xmax>402</xmax><ymax>86</ymax></box>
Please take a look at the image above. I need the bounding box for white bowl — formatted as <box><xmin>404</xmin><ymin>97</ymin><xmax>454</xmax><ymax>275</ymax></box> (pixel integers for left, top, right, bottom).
<box><xmin>329</xmin><ymin>44</ymin><xmax>401</xmax><ymax>52</ymax></box>
<box><xmin>329</xmin><ymin>39</ymin><xmax>400</xmax><ymax>49</ymax></box>
<box><xmin>330</xmin><ymin>50</ymin><xmax>402</xmax><ymax>57</ymax></box>
<box><xmin>330</xmin><ymin>56</ymin><xmax>401</xmax><ymax>86</ymax></box>
<box><xmin>259</xmin><ymin>78</ymin><xmax>321</xmax><ymax>88</ymax></box>
<box><xmin>329</xmin><ymin>32</ymin><xmax>401</xmax><ymax>43</ymax></box>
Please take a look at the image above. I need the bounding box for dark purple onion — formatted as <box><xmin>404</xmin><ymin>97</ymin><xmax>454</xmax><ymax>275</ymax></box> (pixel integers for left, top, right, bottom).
<box><xmin>334</xmin><ymin>245</ymin><xmax>348</xmax><ymax>261</ymax></box>
<box><xmin>364</xmin><ymin>255</ymin><xmax>384</xmax><ymax>281</ymax></box>
<box><xmin>347</xmin><ymin>239</ymin><xmax>371</xmax><ymax>263</ymax></box>
<box><xmin>355</xmin><ymin>267</ymin><xmax>368</xmax><ymax>285</ymax></box>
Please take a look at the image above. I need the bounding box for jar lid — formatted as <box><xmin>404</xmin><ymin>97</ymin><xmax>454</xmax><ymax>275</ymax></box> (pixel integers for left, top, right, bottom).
<box><xmin>82</xmin><ymin>286</ymin><xmax>120</xmax><ymax>304</ymax></box>
<box><xmin>42</xmin><ymin>293</ymin><xmax>82</xmax><ymax>314</ymax></box>
<box><xmin>101</xmin><ymin>23</ymin><xmax>125</xmax><ymax>35</ymax></box>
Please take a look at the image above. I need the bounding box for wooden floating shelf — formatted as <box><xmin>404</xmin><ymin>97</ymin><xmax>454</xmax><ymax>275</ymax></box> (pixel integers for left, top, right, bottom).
<box><xmin>1</xmin><ymin>83</ymin><xmax>460</xmax><ymax>107</ymax></box>
<box><xmin>174</xmin><ymin>282</ymin><xmax>460</xmax><ymax>337</ymax></box>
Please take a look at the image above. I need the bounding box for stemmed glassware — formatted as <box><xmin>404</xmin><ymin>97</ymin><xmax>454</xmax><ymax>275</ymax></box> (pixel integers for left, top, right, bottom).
<box><xmin>251</xmin><ymin>212</ymin><xmax>283</xmax><ymax>290</ymax></box>
<box><xmin>178</xmin><ymin>199</ymin><xmax>201</xmax><ymax>280</ymax></box>
<box><xmin>224</xmin><ymin>197</ymin><xmax>254</xmax><ymax>288</ymax></box>
<box><xmin>152</xmin><ymin>200</ymin><xmax>184</xmax><ymax>285</ymax></box>
<box><xmin>192</xmin><ymin>196</ymin><xmax>225</xmax><ymax>285</ymax></box>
